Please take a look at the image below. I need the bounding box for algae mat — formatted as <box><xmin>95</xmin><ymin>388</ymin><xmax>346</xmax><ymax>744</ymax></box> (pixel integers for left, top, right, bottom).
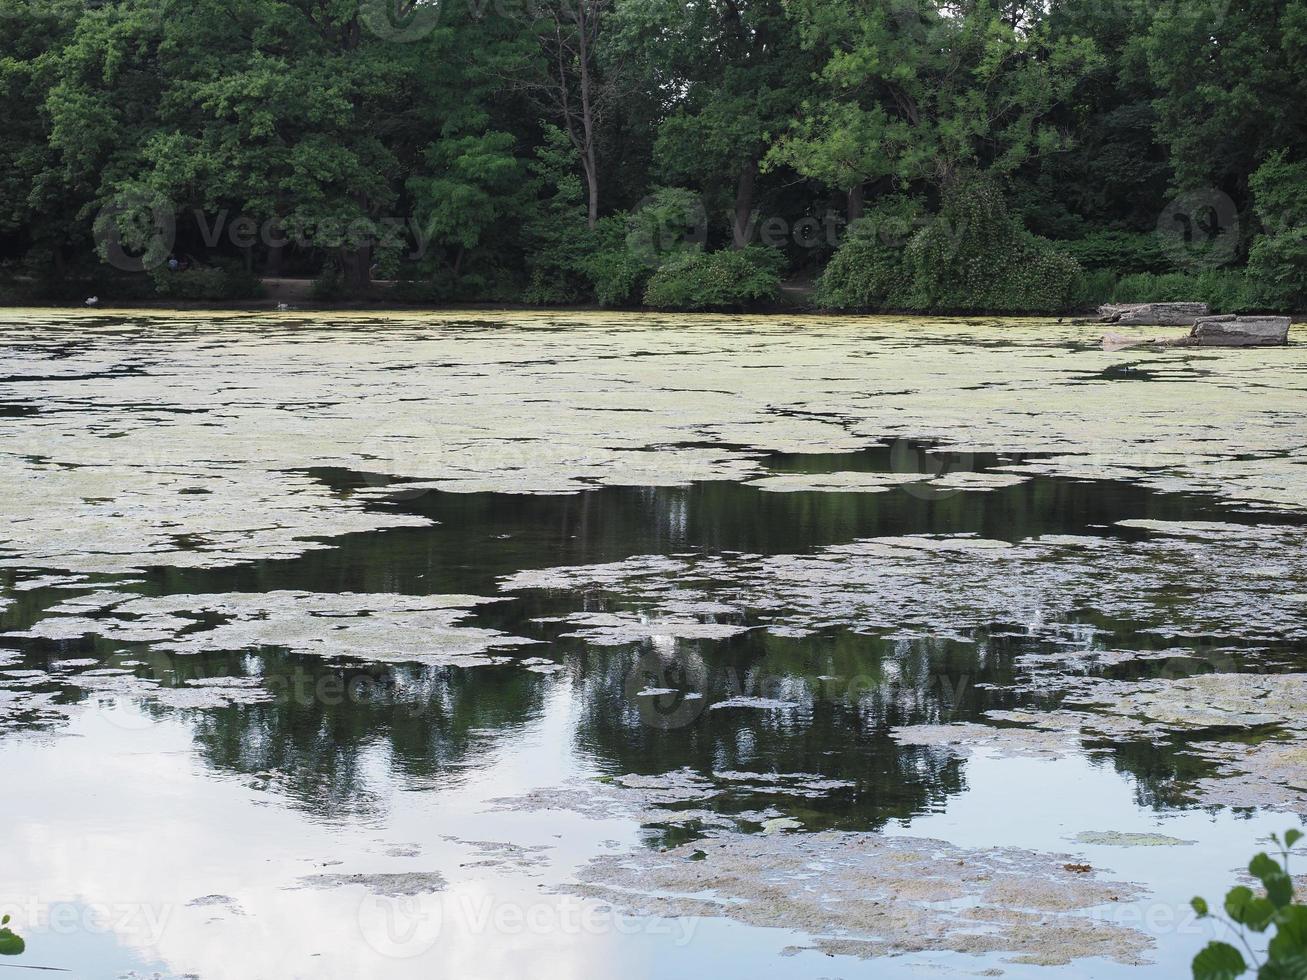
<box><xmin>0</xmin><ymin>310</ymin><xmax>1304</xmax><ymax>577</ymax></box>
<box><xmin>1</xmin><ymin>310</ymin><xmax>1306</xmax><ymax>980</ymax></box>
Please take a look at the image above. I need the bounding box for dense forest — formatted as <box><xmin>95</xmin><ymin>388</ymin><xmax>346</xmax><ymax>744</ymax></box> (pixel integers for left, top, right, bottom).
<box><xmin>1</xmin><ymin>0</ymin><xmax>1305</xmax><ymax>312</ymax></box>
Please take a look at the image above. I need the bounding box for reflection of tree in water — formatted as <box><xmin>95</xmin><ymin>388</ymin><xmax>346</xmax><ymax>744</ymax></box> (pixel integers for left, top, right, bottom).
<box><xmin>183</xmin><ymin>650</ymin><xmax>547</xmax><ymax>819</ymax></box>
<box><xmin>205</xmin><ymin>460</ymin><xmax>1242</xmax><ymax>603</ymax></box>
<box><xmin>1106</xmin><ymin>736</ymin><xmax>1224</xmax><ymax>813</ymax></box>
<box><xmin>569</xmin><ymin>629</ymin><xmax>1032</xmax><ymax>830</ymax></box>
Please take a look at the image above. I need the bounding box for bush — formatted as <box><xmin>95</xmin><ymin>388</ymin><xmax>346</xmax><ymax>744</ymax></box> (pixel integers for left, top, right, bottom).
<box><xmin>311</xmin><ymin>263</ymin><xmax>346</xmax><ymax>302</ymax></box>
<box><xmin>1112</xmin><ymin>271</ymin><xmax>1201</xmax><ymax>304</ymax></box>
<box><xmin>150</xmin><ymin>259</ymin><xmax>261</xmax><ymax>301</ymax></box>
<box><xmin>581</xmin><ymin>214</ymin><xmax>649</xmax><ymax>307</ymax></box>
<box><xmin>1111</xmin><ymin>269</ymin><xmax>1257</xmax><ymax>313</ymax></box>
<box><xmin>903</xmin><ymin>176</ymin><xmax>1083</xmax><ymax>313</ymax></box>
<box><xmin>14</xmin><ymin>249</ymin><xmax>156</xmax><ymax>303</ymax></box>
<box><xmin>642</xmin><ymin>246</ymin><xmax>783</xmax><ymax>310</ymax></box>
<box><xmin>1246</xmin><ymin>152</ymin><xmax>1307</xmax><ymax>309</ymax></box>
<box><xmin>1073</xmin><ymin>268</ymin><xmax>1119</xmax><ymax>308</ymax></box>
<box><xmin>1061</xmin><ymin>230</ymin><xmax>1174</xmax><ymax>274</ymax></box>
<box><xmin>1190</xmin><ymin>829</ymin><xmax>1307</xmax><ymax>979</ymax></box>
<box><xmin>815</xmin><ymin>197</ymin><xmax>924</xmax><ymax>310</ymax></box>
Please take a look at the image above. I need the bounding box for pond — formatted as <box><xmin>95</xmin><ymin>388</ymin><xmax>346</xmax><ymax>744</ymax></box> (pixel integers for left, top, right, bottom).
<box><xmin>1</xmin><ymin>310</ymin><xmax>1305</xmax><ymax>978</ymax></box>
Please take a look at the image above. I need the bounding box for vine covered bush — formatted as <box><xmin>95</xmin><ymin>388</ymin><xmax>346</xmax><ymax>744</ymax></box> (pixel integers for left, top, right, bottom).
<box><xmin>642</xmin><ymin>246</ymin><xmax>784</xmax><ymax>310</ymax></box>
<box><xmin>815</xmin><ymin>197</ymin><xmax>924</xmax><ymax>310</ymax></box>
<box><xmin>904</xmin><ymin>176</ymin><xmax>1083</xmax><ymax>313</ymax></box>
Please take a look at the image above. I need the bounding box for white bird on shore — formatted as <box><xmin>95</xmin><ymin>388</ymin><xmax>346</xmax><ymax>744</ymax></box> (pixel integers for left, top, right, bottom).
<box><xmin>84</xmin><ymin>296</ymin><xmax>99</xmax><ymax>307</ymax></box>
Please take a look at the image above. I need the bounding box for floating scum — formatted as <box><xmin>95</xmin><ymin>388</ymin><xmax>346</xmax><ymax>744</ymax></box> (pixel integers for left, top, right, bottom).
<box><xmin>2</xmin><ymin>309</ymin><xmax>1307</xmax><ymax>975</ymax></box>
<box><xmin>0</xmin><ymin>310</ymin><xmax>1304</xmax><ymax>582</ymax></box>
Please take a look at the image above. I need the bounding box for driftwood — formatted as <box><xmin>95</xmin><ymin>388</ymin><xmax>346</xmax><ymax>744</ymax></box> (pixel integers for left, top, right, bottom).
<box><xmin>1189</xmin><ymin>315</ymin><xmax>1292</xmax><ymax>346</ymax></box>
<box><xmin>1096</xmin><ymin>302</ymin><xmax>1210</xmax><ymax>326</ymax></box>
<box><xmin>1103</xmin><ymin>315</ymin><xmax>1291</xmax><ymax>351</ymax></box>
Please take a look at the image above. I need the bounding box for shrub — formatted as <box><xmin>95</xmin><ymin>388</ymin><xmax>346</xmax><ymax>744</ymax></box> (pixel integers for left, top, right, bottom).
<box><xmin>1247</xmin><ymin>232</ymin><xmax>1307</xmax><ymax>310</ymax></box>
<box><xmin>1061</xmin><ymin>230</ymin><xmax>1174</xmax><ymax>274</ymax></box>
<box><xmin>1190</xmin><ymin>829</ymin><xmax>1307</xmax><ymax>979</ymax></box>
<box><xmin>903</xmin><ymin>176</ymin><xmax>1083</xmax><ymax>313</ymax></box>
<box><xmin>581</xmin><ymin>214</ymin><xmax>649</xmax><ymax>307</ymax></box>
<box><xmin>150</xmin><ymin>259</ymin><xmax>261</xmax><ymax>301</ymax></box>
<box><xmin>1073</xmin><ymin>268</ymin><xmax>1119</xmax><ymax>308</ymax></box>
<box><xmin>642</xmin><ymin>246</ymin><xmax>783</xmax><ymax>310</ymax></box>
<box><xmin>1246</xmin><ymin>152</ymin><xmax>1307</xmax><ymax>309</ymax></box>
<box><xmin>814</xmin><ymin>197</ymin><xmax>924</xmax><ymax>310</ymax></box>
<box><xmin>311</xmin><ymin>263</ymin><xmax>346</xmax><ymax>302</ymax></box>
<box><xmin>1112</xmin><ymin>271</ymin><xmax>1201</xmax><ymax>304</ymax></box>
<box><xmin>1111</xmin><ymin>269</ymin><xmax>1257</xmax><ymax>313</ymax></box>
<box><xmin>15</xmin><ymin>249</ymin><xmax>156</xmax><ymax>303</ymax></box>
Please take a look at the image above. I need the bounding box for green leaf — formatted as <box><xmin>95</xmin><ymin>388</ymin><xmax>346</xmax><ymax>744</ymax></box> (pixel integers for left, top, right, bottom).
<box><xmin>1227</xmin><ymin>886</ymin><xmax>1257</xmax><ymax>923</ymax></box>
<box><xmin>1267</xmin><ymin>905</ymin><xmax>1307</xmax><ymax>963</ymax></box>
<box><xmin>1194</xmin><ymin>896</ymin><xmax>1211</xmax><ymax>917</ymax></box>
<box><xmin>1258</xmin><ymin>951</ymin><xmax>1307</xmax><ymax>980</ymax></box>
<box><xmin>1251</xmin><ymin>854</ymin><xmax>1295</xmax><ymax>908</ymax></box>
<box><xmin>1193</xmin><ymin>941</ymin><xmax>1248</xmax><ymax>980</ymax></box>
<box><xmin>1285</xmin><ymin>829</ymin><xmax>1303</xmax><ymax>849</ymax></box>
<box><xmin>0</xmin><ymin>927</ymin><xmax>24</xmax><ymax>957</ymax></box>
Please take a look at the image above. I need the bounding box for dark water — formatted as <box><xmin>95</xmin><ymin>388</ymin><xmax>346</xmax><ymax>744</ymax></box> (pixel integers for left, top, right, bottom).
<box><xmin>1</xmin><ymin>445</ymin><xmax>1291</xmax><ymax>838</ymax></box>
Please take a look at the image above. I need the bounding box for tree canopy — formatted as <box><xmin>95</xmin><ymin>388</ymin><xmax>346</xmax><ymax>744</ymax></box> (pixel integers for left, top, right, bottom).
<box><xmin>2</xmin><ymin>0</ymin><xmax>1306</xmax><ymax>311</ymax></box>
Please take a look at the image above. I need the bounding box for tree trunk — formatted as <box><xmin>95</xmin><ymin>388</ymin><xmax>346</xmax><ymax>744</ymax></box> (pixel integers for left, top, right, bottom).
<box><xmin>847</xmin><ymin>182</ymin><xmax>865</xmax><ymax>224</ymax></box>
<box><xmin>265</xmin><ymin>234</ymin><xmax>284</xmax><ymax>277</ymax></box>
<box><xmin>732</xmin><ymin>156</ymin><xmax>759</xmax><ymax>249</ymax></box>
<box><xmin>338</xmin><ymin>244</ymin><xmax>372</xmax><ymax>293</ymax></box>
<box><xmin>582</xmin><ymin>146</ymin><xmax>600</xmax><ymax>229</ymax></box>
<box><xmin>576</xmin><ymin>1</ymin><xmax>600</xmax><ymax>228</ymax></box>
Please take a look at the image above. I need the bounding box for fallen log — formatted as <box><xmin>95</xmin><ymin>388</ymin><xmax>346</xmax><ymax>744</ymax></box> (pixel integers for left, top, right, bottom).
<box><xmin>1189</xmin><ymin>314</ymin><xmax>1292</xmax><ymax>346</ymax></box>
<box><xmin>1096</xmin><ymin>302</ymin><xmax>1210</xmax><ymax>326</ymax></box>
<box><xmin>1102</xmin><ymin>315</ymin><xmax>1291</xmax><ymax>351</ymax></box>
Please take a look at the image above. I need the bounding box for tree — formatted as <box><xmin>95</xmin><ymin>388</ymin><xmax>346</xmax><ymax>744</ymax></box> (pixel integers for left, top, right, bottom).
<box><xmin>611</xmin><ymin>0</ymin><xmax>814</xmax><ymax>247</ymax></box>
<box><xmin>772</xmin><ymin>0</ymin><xmax>1100</xmax><ymax>216</ymax></box>
<box><xmin>499</xmin><ymin>0</ymin><xmax>622</xmax><ymax>228</ymax></box>
<box><xmin>1146</xmin><ymin>0</ymin><xmax>1307</xmax><ymax>202</ymax></box>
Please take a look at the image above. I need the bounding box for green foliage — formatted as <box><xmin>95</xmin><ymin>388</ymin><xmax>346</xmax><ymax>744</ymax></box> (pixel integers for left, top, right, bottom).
<box><xmin>522</xmin><ymin>126</ymin><xmax>593</xmax><ymax>305</ymax></box>
<box><xmin>0</xmin><ymin>0</ymin><xmax>1303</xmax><ymax>312</ymax></box>
<box><xmin>1246</xmin><ymin>152</ymin><xmax>1307</xmax><ymax>309</ymax></box>
<box><xmin>582</xmin><ymin>215</ymin><xmax>649</xmax><ymax>307</ymax></box>
<box><xmin>902</xmin><ymin>177</ymin><xmax>1083</xmax><ymax>313</ymax></box>
<box><xmin>814</xmin><ymin>197</ymin><xmax>924</xmax><ymax>309</ymax></box>
<box><xmin>773</xmin><ymin>0</ymin><xmax>1102</xmax><ymax>192</ymax></box>
<box><xmin>1073</xmin><ymin>268</ymin><xmax>1121</xmax><ymax>309</ymax></box>
<box><xmin>311</xmin><ymin>263</ymin><xmax>347</xmax><ymax>303</ymax></box>
<box><xmin>1111</xmin><ymin>270</ymin><xmax>1258</xmax><ymax>313</ymax></box>
<box><xmin>1061</xmin><ymin>231</ymin><xmax>1174</xmax><ymax>274</ymax></box>
<box><xmin>1192</xmin><ymin>829</ymin><xmax>1307</xmax><ymax>980</ymax></box>
<box><xmin>642</xmin><ymin>246</ymin><xmax>783</xmax><ymax>310</ymax></box>
<box><xmin>0</xmin><ymin>914</ymin><xmax>24</xmax><ymax>956</ymax></box>
<box><xmin>1147</xmin><ymin>0</ymin><xmax>1307</xmax><ymax>197</ymax></box>
<box><xmin>150</xmin><ymin>260</ymin><xmax>261</xmax><ymax>301</ymax></box>
<box><xmin>578</xmin><ymin>190</ymin><xmax>707</xmax><ymax>307</ymax></box>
